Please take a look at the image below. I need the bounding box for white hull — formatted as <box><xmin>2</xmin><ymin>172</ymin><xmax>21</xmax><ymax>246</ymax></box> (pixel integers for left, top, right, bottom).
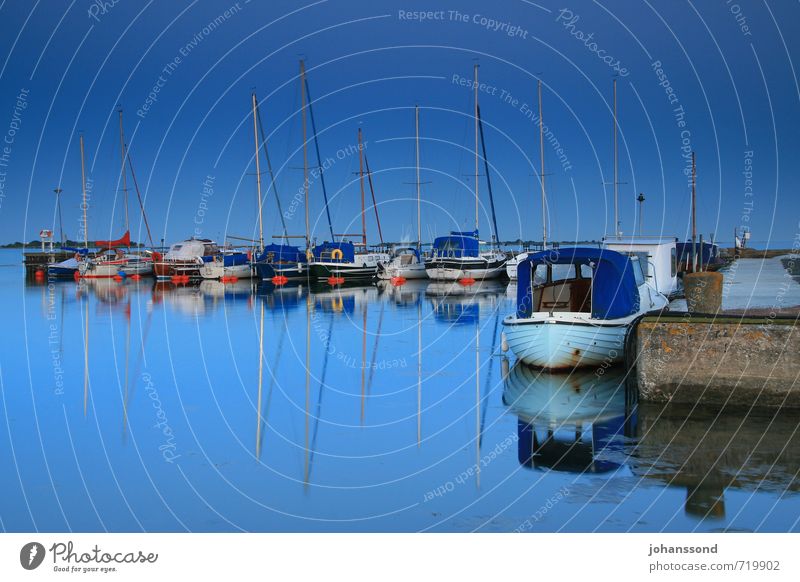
<box><xmin>503</xmin><ymin>314</ymin><xmax>629</xmax><ymax>370</ymax></box>
<box><xmin>119</xmin><ymin>257</ymin><xmax>153</xmax><ymax>276</ymax></box>
<box><xmin>80</xmin><ymin>261</ymin><xmax>124</xmax><ymax>278</ymax></box>
<box><xmin>200</xmin><ymin>263</ymin><xmax>254</xmax><ymax>280</ymax></box>
<box><xmin>377</xmin><ymin>261</ymin><xmax>428</xmax><ymax>280</ymax></box>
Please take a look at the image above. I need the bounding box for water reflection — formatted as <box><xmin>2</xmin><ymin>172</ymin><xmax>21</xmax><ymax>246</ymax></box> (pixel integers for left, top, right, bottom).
<box><xmin>503</xmin><ymin>360</ymin><xmax>800</xmax><ymax>525</ymax></box>
<box><xmin>503</xmin><ymin>364</ymin><xmax>634</xmax><ymax>474</ymax></box>
<box><xmin>10</xmin><ymin>259</ymin><xmax>800</xmax><ymax>532</ymax></box>
<box><xmin>633</xmin><ymin>403</ymin><xmax>800</xmax><ymax>521</ymax></box>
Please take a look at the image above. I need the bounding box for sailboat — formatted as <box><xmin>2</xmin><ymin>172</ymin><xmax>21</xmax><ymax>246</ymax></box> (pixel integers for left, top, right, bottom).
<box><xmin>425</xmin><ymin>65</ymin><xmax>506</xmax><ymax>281</ymax></box>
<box><xmin>254</xmin><ymin>61</ymin><xmax>318</xmax><ymax>284</ymax></box>
<box><xmin>377</xmin><ymin>106</ymin><xmax>428</xmax><ymax>281</ymax></box>
<box><xmin>309</xmin><ymin>126</ymin><xmax>390</xmax><ymax>284</ymax></box>
<box><xmin>507</xmin><ymin>80</ymin><xmax>548</xmax><ymax>280</ymax></box>
<box><xmin>80</xmin><ymin>111</ymin><xmax>153</xmax><ymax>278</ymax></box>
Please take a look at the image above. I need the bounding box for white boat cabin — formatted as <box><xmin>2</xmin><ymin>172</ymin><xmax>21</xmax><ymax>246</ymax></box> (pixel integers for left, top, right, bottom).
<box><xmin>602</xmin><ymin>236</ymin><xmax>679</xmax><ymax>298</ymax></box>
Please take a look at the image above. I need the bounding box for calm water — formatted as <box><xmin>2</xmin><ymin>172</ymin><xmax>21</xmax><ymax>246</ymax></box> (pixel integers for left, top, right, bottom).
<box><xmin>1</xmin><ymin>248</ymin><xmax>798</xmax><ymax>532</ymax></box>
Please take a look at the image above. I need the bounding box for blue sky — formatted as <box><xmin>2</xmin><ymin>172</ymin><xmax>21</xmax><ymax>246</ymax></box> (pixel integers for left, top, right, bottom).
<box><xmin>0</xmin><ymin>0</ymin><xmax>797</xmax><ymax>247</ymax></box>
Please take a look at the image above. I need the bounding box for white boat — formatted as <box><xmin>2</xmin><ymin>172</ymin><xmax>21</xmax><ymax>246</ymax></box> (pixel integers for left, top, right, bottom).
<box><xmin>502</xmin><ymin>247</ymin><xmax>668</xmax><ymax>370</ymax></box>
<box><xmin>200</xmin><ymin>250</ymin><xmax>254</xmax><ymax>280</ymax></box>
<box><xmin>377</xmin><ymin>246</ymin><xmax>428</xmax><ymax>280</ymax></box>
<box><xmin>505</xmin><ymin>251</ymin><xmax>528</xmax><ymax>280</ymax></box>
<box><xmin>602</xmin><ymin>236</ymin><xmax>679</xmax><ymax>298</ymax></box>
<box><xmin>377</xmin><ymin>106</ymin><xmax>429</xmax><ymax>282</ymax></box>
<box><xmin>425</xmin><ymin>231</ymin><xmax>506</xmax><ymax>281</ymax></box>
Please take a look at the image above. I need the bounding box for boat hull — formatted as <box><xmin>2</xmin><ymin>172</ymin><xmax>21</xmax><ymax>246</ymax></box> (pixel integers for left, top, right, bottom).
<box><xmin>80</xmin><ymin>260</ymin><xmax>126</xmax><ymax>278</ymax></box>
<box><xmin>254</xmin><ymin>261</ymin><xmax>310</xmax><ymax>283</ymax></box>
<box><xmin>154</xmin><ymin>260</ymin><xmax>204</xmax><ymax>279</ymax></box>
<box><xmin>119</xmin><ymin>257</ymin><xmax>153</xmax><ymax>276</ymax></box>
<box><xmin>425</xmin><ymin>257</ymin><xmax>507</xmax><ymax>281</ymax></box>
<box><xmin>503</xmin><ymin>316</ymin><xmax>628</xmax><ymax>370</ymax></box>
<box><xmin>309</xmin><ymin>262</ymin><xmax>377</xmax><ymax>283</ymax></box>
<box><xmin>200</xmin><ymin>263</ymin><xmax>254</xmax><ymax>280</ymax></box>
<box><xmin>377</xmin><ymin>261</ymin><xmax>428</xmax><ymax>280</ymax></box>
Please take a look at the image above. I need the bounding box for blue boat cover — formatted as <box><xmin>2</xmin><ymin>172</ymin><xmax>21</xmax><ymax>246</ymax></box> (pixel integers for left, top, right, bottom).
<box><xmin>313</xmin><ymin>241</ymin><xmax>355</xmax><ymax>263</ymax></box>
<box><xmin>431</xmin><ymin>230</ymin><xmax>479</xmax><ymax>258</ymax></box>
<box><xmin>62</xmin><ymin>247</ymin><xmax>89</xmax><ymax>255</ymax></box>
<box><xmin>256</xmin><ymin>244</ymin><xmax>306</xmax><ymax>264</ymax></box>
<box><xmin>676</xmin><ymin>242</ymin><xmax>719</xmax><ymax>265</ymax></box>
<box><xmin>223</xmin><ymin>252</ymin><xmax>249</xmax><ymax>267</ymax></box>
<box><xmin>516</xmin><ymin>247</ymin><xmax>639</xmax><ymax>320</ymax></box>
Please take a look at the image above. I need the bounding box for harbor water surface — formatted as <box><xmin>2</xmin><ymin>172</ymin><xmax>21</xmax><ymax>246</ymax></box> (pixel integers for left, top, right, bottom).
<box><xmin>1</xmin><ymin>249</ymin><xmax>799</xmax><ymax>532</ymax></box>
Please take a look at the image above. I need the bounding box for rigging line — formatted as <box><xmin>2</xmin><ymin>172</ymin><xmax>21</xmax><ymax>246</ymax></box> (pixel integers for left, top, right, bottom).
<box><xmin>363</xmin><ymin>153</ymin><xmax>384</xmax><ymax>245</ymax></box>
<box><xmin>477</xmin><ymin>104</ymin><xmax>499</xmax><ymax>242</ymax></box>
<box><xmin>303</xmin><ymin>67</ymin><xmax>335</xmax><ymax>241</ymax></box>
<box><xmin>255</xmin><ymin>97</ymin><xmax>288</xmax><ymax>239</ymax></box>
<box><xmin>126</xmin><ymin>152</ymin><xmax>155</xmax><ymax>248</ymax></box>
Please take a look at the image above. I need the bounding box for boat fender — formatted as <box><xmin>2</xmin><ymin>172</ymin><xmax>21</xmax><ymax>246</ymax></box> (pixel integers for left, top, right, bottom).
<box><xmin>501</xmin><ymin>332</ymin><xmax>509</xmax><ymax>353</ymax></box>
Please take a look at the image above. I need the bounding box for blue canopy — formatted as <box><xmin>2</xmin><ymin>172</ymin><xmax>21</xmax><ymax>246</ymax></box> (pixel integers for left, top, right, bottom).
<box><xmin>431</xmin><ymin>230</ymin><xmax>479</xmax><ymax>258</ymax></box>
<box><xmin>62</xmin><ymin>247</ymin><xmax>89</xmax><ymax>255</ymax></box>
<box><xmin>223</xmin><ymin>252</ymin><xmax>249</xmax><ymax>267</ymax></box>
<box><xmin>257</xmin><ymin>244</ymin><xmax>306</xmax><ymax>264</ymax></box>
<box><xmin>313</xmin><ymin>241</ymin><xmax>355</xmax><ymax>263</ymax></box>
<box><xmin>516</xmin><ymin>247</ymin><xmax>639</xmax><ymax>320</ymax></box>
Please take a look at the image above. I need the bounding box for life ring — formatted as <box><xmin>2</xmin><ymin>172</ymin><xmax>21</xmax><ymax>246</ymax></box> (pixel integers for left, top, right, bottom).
<box><xmin>74</xmin><ymin>253</ymin><xmax>81</xmax><ymax>261</ymax></box>
<box><xmin>331</xmin><ymin>249</ymin><xmax>343</xmax><ymax>260</ymax></box>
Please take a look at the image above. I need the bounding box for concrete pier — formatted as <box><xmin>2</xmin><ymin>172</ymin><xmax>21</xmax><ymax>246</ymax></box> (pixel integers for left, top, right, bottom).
<box><xmin>635</xmin><ymin>315</ymin><xmax>800</xmax><ymax>408</ymax></box>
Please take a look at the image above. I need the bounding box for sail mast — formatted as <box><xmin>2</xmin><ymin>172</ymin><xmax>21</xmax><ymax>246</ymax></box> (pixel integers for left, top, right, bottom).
<box><xmin>474</xmin><ymin>63</ymin><xmax>479</xmax><ymax>233</ymax></box>
<box><xmin>539</xmin><ymin>80</ymin><xmax>547</xmax><ymax>249</ymax></box>
<box><xmin>300</xmin><ymin>61</ymin><xmax>310</xmax><ymax>250</ymax></box>
<box><xmin>251</xmin><ymin>93</ymin><xmax>264</xmax><ymax>250</ymax></box>
<box><xmin>358</xmin><ymin>127</ymin><xmax>367</xmax><ymax>248</ymax></box>
<box><xmin>80</xmin><ymin>135</ymin><xmax>88</xmax><ymax>249</ymax></box>
<box><xmin>691</xmin><ymin>151</ymin><xmax>697</xmax><ymax>272</ymax></box>
<box><xmin>415</xmin><ymin>105</ymin><xmax>421</xmax><ymax>248</ymax></box>
<box><xmin>118</xmin><ymin>110</ymin><xmax>129</xmax><ymax>247</ymax></box>
<box><xmin>613</xmin><ymin>78</ymin><xmax>620</xmax><ymax>237</ymax></box>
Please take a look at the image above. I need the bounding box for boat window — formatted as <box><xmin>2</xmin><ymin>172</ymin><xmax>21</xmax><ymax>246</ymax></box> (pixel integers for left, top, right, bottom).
<box><xmin>172</xmin><ymin>245</ymin><xmax>182</xmax><ymax>251</ymax></box>
<box><xmin>632</xmin><ymin>257</ymin><xmax>645</xmax><ymax>286</ymax></box>
<box><xmin>533</xmin><ymin>264</ymin><xmax>547</xmax><ymax>285</ymax></box>
<box><xmin>580</xmin><ymin>263</ymin><xmax>593</xmax><ymax>279</ymax></box>
<box><xmin>551</xmin><ymin>264</ymin><xmax>576</xmax><ymax>282</ymax></box>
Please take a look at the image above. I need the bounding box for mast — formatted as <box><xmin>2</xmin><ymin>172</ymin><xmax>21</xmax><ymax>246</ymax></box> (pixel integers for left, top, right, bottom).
<box><xmin>415</xmin><ymin>105</ymin><xmax>421</xmax><ymax>248</ymax></box>
<box><xmin>303</xmin><ymin>61</ymin><xmax>336</xmax><ymax>241</ymax></box>
<box><xmin>118</xmin><ymin>110</ymin><xmax>129</xmax><ymax>248</ymax></box>
<box><xmin>474</xmin><ymin>64</ymin><xmax>479</xmax><ymax>233</ymax></box>
<box><xmin>255</xmin><ymin>100</ymin><xmax>288</xmax><ymax>239</ymax></box>
<box><xmin>252</xmin><ymin>93</ymin><xmax>264</xmax><ymax>250</ymax></box>
<box><xmin>358</xmin><ymin>127</ymin><xmax>367</xmax><ymax>248</ymax></box>
<box><xmin>80</xmin><ymin>135</ymin><xmax>88</xmax><ymax>249</ymax></box>
<box><xmin>300</xmin><ymin>61</ymin><xmax>310</xmax><ymax>250</ymax></box>
<box><xmin>538</xmin><ymin>80</ymin><xmax>547</xmax><ymax>249</ymax></box>
<box><xmin>691</xmin><ymin>151</ymin><xmax>697</xmax><ymax>272</ymax></box>
<box><xmin>54</xmin><ymin>188</ymin><xmax>64</xmax><ymax>245</ymax></box>
<box><xmin>613</xmin><ymin>78</ymin><xmax>620</xmax><ymax>237</ymax></box>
